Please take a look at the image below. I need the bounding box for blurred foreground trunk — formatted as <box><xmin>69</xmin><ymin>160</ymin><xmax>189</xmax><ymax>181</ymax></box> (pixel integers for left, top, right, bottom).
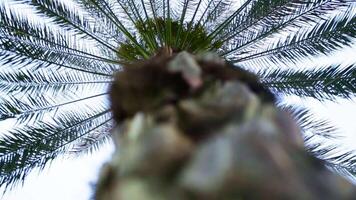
<box><xmin>95</xmin><ymin>51</ymin><xmax>355</xmax><ymax>199</ymax></box>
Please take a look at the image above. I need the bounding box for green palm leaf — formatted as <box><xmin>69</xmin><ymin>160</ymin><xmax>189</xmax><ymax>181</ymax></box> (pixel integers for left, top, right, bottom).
<box><xmin>0</xmin><ymin>92</ymin><xmax>108</xmax><ymax>123</ymax></box>
<box><xmin>281</xmin><ymin>104</ymin><xmax>356</xmax><ymax>180</ymax></box>
<box><xmin>69</xmin><ymin>121</ymin><xmax>113</xmax><ymax>155</ymax></box>
<box><xmin>260</xmin><ymin>64</ymin><xmax>356</xmax><ymax>100</ymax></box>
<box><xmin>15</xmin><ymin>0</ymin><xmax>120</xmax><ymax>53</ymax></box>
<box><xmin>280</xmin><ymin>104</ymin><xmax>341</xmax><ymax>139</ymax></box>
<box><xmin>0</xmin><ymin>68</ymin><xmax>112</xmax><ymax>97</ymax></box>
<box><xmin>0</xmin><ymin>109</ymin><xmax>111</xmax><ymax>189</ymax></box>
<box><xmin>221</xmin><ymin>0</ymin><xmax>354</xmax><ymax>60</ymax></box>
<box><xmin>231</xmin><ymin>8</ymin><xmax>356</xmax><ymax>65</ymax></box>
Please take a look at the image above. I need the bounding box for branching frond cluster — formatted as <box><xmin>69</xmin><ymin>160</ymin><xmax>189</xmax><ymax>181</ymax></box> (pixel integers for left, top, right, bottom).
<box><xmin>260</xmin><ymin>64</ymin><xmax>356</xmax><ymax>100</ymax></box>
<box><xmin>0</xmin><ymin>109</ymin><xmax>111</xmax><ymax>187</ymax></box>
<box><xmin>0</xmin><ymin>0</ymin><xmax>355</xmax><ymax>189</ymax></box>
<box><xmin>281</xmin><ymin>104</ymin><xmax>356</xmax><ymax>179</ymax></box>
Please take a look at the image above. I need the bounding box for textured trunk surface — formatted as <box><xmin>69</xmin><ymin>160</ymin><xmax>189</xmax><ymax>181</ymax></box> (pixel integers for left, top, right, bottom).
<box><xmin>95</xmin><ymin>52</ymin><xmax>355</xmax><ymax>199</ymax></box>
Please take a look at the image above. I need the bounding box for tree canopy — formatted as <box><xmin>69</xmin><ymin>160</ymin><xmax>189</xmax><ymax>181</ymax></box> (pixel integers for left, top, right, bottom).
<box><xmin>0</xmin><ymin>0</ymin><xmax>355</xmax><ymax>190</ymax></box>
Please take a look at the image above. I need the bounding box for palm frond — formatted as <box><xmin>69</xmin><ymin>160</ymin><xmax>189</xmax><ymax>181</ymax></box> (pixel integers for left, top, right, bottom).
<box><xmin>0</xmin><ymin>4</ymin><xmax>120</xmax><ymax>65</ymax></box>
<box><xmin>0</xmin><ymin>3</ymin><xmax>120</xmax><ymax>74</ymax></box>
<box><xmin>0</xmin><ymin>109</ymin><xmax>111</xmax><ymax>189</ymax></box>
<box><xmin>73</xmin><ymin>0</ymin><xmax>126</xmax><ymax>43</ymax></box>
<box><xmin>260</xmin><ymin>64</ymin><xmax>356</xmax><ymax>100</ymax></box>
<box><xmin>207</xmin><ymin>0</ymin><xmax>253</xmax><ymax>41</ymax></box>
<box><xmin>0</xmin><ymin>23</ymin><xmax>115</xmax><ymax>76</ymax></box>
<box><xmin>199</xmin><ymin>0</ymin><xmax>233</xmax><ymax>27</ymax></box>
<box><xmin>117</xmin><ymin>0</ymin><xmax>160</xmax><ymax>52</ymax></box>
<box><xmin>83</xmin><ymin>0</ymin><xmax>150</xmax><ymax>57</ymax></box>
<box><xmin>280</xmin><ymin>104</ymin><xmax>356</xmax><ymax>179</ymax></box>
<box><xmin>0</xmin><ymin>68</ymin><xmax>112</xmax><ymax>97</ymax></box>
<box><xmin>215</xmin><ymin>0</ymin><xmax>292</xmax><ymax>45</ymax></box>
<box><xmin>0</xmin><ymin>92</ymin><xmax>108</xmax><ymax>123</ymax></box>
<box><xmin>173</xmin><ymin>0</ymin><xmax>190</xmax><ymax>46</ymax></box>
<box><xmin>13</xmin><ymin>0</ymin><xmax>120</xmax><ymax>53</ymax></box>
<box><xmin>232</xmin><ymin>7</ymin><xmax>356</xmax><ymax>65</ymax></box>
<box><xmin>69</xmin><ymin>120</ymin><xmax>113</xmax><ymax>155</ymax></box>
<box><xmin>306</xmin><ymin>140</ymin><xmax>356</xmax><ymax>180</ymax></box>
<box><xmin>145</xmin><ymin>0</ymin><xmax>165</xmax><ymax>45</ymax></box>
<box><xmin>279</xmin><ymin>104</ymin><xmax>341</xmax><ymax>139</ymax></box>
<box><xmin>326</xmin><ymin>163</ymin><xmax>356</xmax><ymax>184</ymax></box>
<box><xmin>0</xmin><ymin>35</ymin><xmax>114</xmax><ymax>76</ymax></box>
<box><xmin>223</xmin><ymin>0</ymin><xmax>354</xmax><ymax>61</ymax></box>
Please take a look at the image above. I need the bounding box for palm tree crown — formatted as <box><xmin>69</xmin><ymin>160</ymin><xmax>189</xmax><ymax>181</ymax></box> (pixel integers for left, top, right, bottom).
<box><xmin>0</xmin><ymin>0</ymin><xmax>355</xmax><ymax>190</ymax></box>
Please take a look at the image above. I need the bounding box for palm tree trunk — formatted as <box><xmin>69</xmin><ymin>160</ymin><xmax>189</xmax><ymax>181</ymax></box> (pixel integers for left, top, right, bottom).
<box><xmin>95</xmin><ymin>52</ymin><xmax>355</xmax><ymax>200</ymax></box>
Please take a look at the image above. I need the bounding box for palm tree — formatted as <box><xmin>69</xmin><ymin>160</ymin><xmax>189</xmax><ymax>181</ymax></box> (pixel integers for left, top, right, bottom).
<box><xmin>0</xmin><ymin>0</ymin><xmax>355</xmax><ymax>191</ymax></box>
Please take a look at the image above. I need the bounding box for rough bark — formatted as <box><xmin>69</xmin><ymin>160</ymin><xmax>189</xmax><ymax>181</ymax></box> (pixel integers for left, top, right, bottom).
<box><xmin>95</xmin><ymin>52</ymin><xmax>356</xmax><ymax>199</ymax></box>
